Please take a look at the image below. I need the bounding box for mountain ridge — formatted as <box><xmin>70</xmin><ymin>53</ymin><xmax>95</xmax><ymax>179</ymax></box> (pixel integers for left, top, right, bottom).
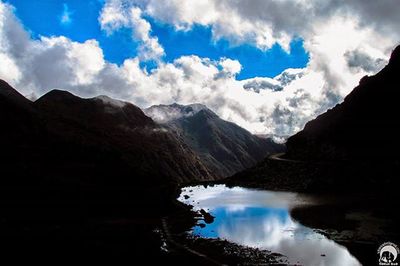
<box><xmin>228</xmin><ymin>44</ymin><xmax>400</xmax><ymax>192</ymax></box>
<box><xmin>146</xmin><ymin>103</ymin><xmax>284</xmax><ymax>178</ymax></box>
<box><xmin>286</xmin><ymin>45</ymin><xmax>400</xmax><ymax>162</ymax></box>
<box><xmin>0</xmin><ymin>80</ymin><xmax>217</xmax><ymax>264</ymax></box>
<box><xmin>0</xmin><ymin>83</ymin><xmax>215</xmax><ymax>189</ymax></box>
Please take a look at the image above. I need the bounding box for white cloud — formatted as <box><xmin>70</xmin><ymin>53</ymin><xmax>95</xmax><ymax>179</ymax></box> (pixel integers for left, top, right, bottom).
<box><xmin>99</xmin><ymin>0</ymin><xmax>164</xmax><ymax>61</ymax></box>
<box><xmin>113</xmin><ymin>0</ymin><xmax>399</xmax><ymax>52</ymax></box>
<box><xmin>60</xmin><ymin>3</ymin><xmax>72</xmax><ymax>26</ymax></box>
<box><xmin>219</xmin><ymin>58</ymin><xmax>242</xmax><ymax>77</ymax></box>
<box><xmin>98</xmin><ymin>0</ymin><xmax>129</xmax><ymax>33</ymax></box>
<box><xmin>0</xmin><ymin>0</ymin><xmax>399</xmax><ymax>138</ymax></box>
<box><xmin>131</xmin><ymin>0</ymin><xmax>293</xmax><ymax>50</ymax></box>
<box><xmin>0</xmin><ymin>53</ymin><xmax>20</xmax><ymax>83</ymax></box>
<box><xmin>145</xmin><ymin>103</ymin><xmax>208</xmax><ymax>123</ymax></box>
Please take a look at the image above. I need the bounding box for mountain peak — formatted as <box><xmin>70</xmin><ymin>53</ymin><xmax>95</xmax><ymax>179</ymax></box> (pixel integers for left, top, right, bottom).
<box><xmin>170</xmin><ymin>103</ymin><xmax>209</xmax><ymax>113</ymax></box>
<box><xmin>146</xmin><ymin>101</ymin><xmax>283</xmax><ymax>178</ymax></box>
<box><xmin>0</xmin><ymin>79</ymin><xmax>33</xmax><ymax>109</ymax></box>
<box><xmin>0</xmin><ymin>79</ymin><xmax>26</xmax><ymax>99</ymax></box>
<box><xmin>36</xmin><ymin>89</ymin><xmax>79</xmax><ymax>104</ymax></box>
<box><xmin>145</xmin><ymin>102</ymin><xmax>214</xmax><ymax>123</ymax></box>
<box><xmin>93</xmin><ymin>95</ymin><xmax>127</xmax><ymax>108</ymax></box>
<box><xmin>0</xmin><ymin>79</ymin><xmax>14</xmax><ymax>93</ymax></box>
<box><xmin>35</xmin><ymin>89</ymin><xmax>154</xmax><ymax>129</ymax></box>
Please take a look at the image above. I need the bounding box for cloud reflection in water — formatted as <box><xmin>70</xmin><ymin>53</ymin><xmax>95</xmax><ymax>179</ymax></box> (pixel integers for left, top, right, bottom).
<box><xmin>178</xmin><ymin>185</ymin><xmax>360</xmax><ymax>266</ymax></box>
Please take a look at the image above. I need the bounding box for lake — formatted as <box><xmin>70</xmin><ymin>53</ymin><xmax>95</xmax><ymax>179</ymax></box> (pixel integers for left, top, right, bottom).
<box><xmin>178</xmin><ymin>185</ymin><xmax>361</xmax><ymax>266</ymax></box>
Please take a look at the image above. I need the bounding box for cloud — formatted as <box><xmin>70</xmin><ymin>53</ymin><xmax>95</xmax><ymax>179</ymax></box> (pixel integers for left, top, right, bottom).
<box><xmin>116</xmin><ymin>0</ymin><xmax>396</xmax><ymax>91</ymax></box>
<box><xmin>99</xmin><ymin>0</ymin><xmax>164</xmax><ymax>61</ymax></box>
<box><xmin>60</xmin><ymin>3</ymin><xmax>72</xmax><ymax>26</ymax></box>
<box><xmin>218</xmin><ymin>58</ymin><xmax>242</xmax><ymax>78</ymax></box>
<box><xmin>344</xmin><ymin>49</ymin><xmax>387</xmax><ymax>73</ymax></box>
<box><xmin>145</xmin><ymin>103</ymin><xmax>208</xmax><ymax>123</ymax></box>
<box><xmin>242</xmin><ymin>69</ymin><xmax>304</xmax><ymax>93</ymax></box>
<box><xmin>113</xmin><ymin>0</ymin><xmax>399</xmax><ymax>50</ymax></box>
<box><xmin>0</xmin><ymin>0</ymin><xmax>399</xmax><ymax>139</ymax></box>
<box><xmin>243</xmin><ymin>77</ymin><xmax>283</xmax><ymax>93</ymax></box>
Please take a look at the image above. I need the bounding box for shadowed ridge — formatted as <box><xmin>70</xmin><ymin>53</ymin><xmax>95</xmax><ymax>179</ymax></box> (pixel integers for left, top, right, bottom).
<box><xmin>35</xmin><ymin>89</ymin><xmax>155</xmax><ymax>129</ymax></box>
<box><xmin>286</xmin><ymin>44</ymin><xmax>400</xmax><ymax>162</ymax></box>
<box><xmin>0</xmin><ymin>79</ymin><xmax>33</xmax><ymax>108</ymax></box>
<box><xmin>0</xmin><ymin>81</ymin><xmax>215</xmax><ymax>264</ymax></box>
<box><xmin>228</xmin><ymin>45</ymin><xmax>400</xmax><ymax>193</ymax></box>
<box><xmin>0</xmin><ymin>79</ymin><xmax>40</xmax><ymax>144</ymax></box>
<box><xmin>35</xmin><ymin>89</ymin><xmax>77</xmax><ymax>102</ymax></box>
<box><xmin>389</xmin><ymin>44</ymin><xmax>400</xmax><ymax>65</ymax></box>
<box><xmin>146</xmin><ymin>102</ymin><xmax>284</xmax><ymax>178</ymax></box>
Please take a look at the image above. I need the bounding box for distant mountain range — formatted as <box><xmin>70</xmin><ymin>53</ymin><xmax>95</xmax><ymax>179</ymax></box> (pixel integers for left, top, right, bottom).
<box><xmin>229</xmin><ymin>45</ymin><xmax>400</xmax><ymax>192</ymax></box>
<box><xmin>0</xmin><ymin>81</ymin><xmax>216</xmax><ymax>192</ymax></box>
<box><xmin>0</xmin><ymin>79</ymin><xmax>282</xmax><ymax>190</ymax></box>
<box><xmin>145</xmin><ymin>103</ymin><xmax>284</xmax><ymax>178</ymax></box>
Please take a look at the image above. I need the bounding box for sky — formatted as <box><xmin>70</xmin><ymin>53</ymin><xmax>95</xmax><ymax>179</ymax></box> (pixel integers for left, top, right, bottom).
<box><xmin>0</xmin><ymin>0</ymin><xmax>399</xmax><ymax>138</ymax></box>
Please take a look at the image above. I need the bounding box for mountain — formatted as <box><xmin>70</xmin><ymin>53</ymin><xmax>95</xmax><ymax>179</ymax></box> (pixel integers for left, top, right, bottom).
<box><xmin>0</xmin><ymin>80</ymin><xmax>216</xmax><ymax>263</ymax></box>
<box><xmin>145</xmin><ymin>103</ymin><xmax>284</xmax><ymax>178</ymax></box>
<box><xmin>228</xmin><ymin>45</ymin><xmax>400</xmax><ymax>192</ymax></box>
<box><xmin>286</xmin><ymin>46</ymin><xmax>400</xmax><ymax>162</ymax></box>
<box><xmin>0</xmin><ymin>82</ymin><xmax>214</xmax><ymax>188</ymax></box>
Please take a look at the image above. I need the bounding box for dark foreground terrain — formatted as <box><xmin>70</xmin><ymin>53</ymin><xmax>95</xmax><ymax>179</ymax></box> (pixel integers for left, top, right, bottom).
<box><xmin>290</xmin><ymin>192</ymin><xmax>400</xmax><ymax>266</ymax></box>
<box><xmin>0</xmin><ymin>80</ymin><xmax>206</xmax><ymax>264</ymax></box>
<box><xmin>0</xmin><ymin>79</ymin><xmax>282</xmax><ymax>265</ymax></box>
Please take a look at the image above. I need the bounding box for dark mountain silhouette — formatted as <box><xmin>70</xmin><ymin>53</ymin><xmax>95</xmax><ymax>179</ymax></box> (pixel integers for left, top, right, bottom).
<box><xmin>1</xmin><ymin>82</ymin><xmax>213</xmax><ymax>188</ymax></box>
<box><xmin>286</xmin><ymin>45</ymin><xmax>400</xmax><ymax>162</ymax></box>
<box><xmin>36</xmin><ymin>90</ymin><xmax>213</xmax><ymax>184</ymax></box>
<box><xmin>0</xmin><ymin>81</ymin><xmax>214</xmax><ymax>264</ymax></box>
<box><xmin>146</xmin><ymin>103</ymin><xmax>284</xmax><ymax>178</ymax></box>
<box><xmin>228</xmin><ymin>45</ymin><xmax>400</xmax><ymax>192</ymax></box>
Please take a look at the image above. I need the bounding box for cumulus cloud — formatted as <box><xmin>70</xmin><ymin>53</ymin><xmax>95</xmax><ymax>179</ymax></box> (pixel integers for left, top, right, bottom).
<box><xmin>0</xmin><ymin>0</ymin><xmax>399</xmax><ymax>139</ymax></box>
<box><xmin>111</xmin><ymin>0</ymin><xmax>399</xmax><ymax>51</ymax></box>
<box><xmin>99</xmin><ymin>0</ymin><xmax>164</xmax><ymax>61</ymax></box>
<box><xmin>112</xmin><ymin>0</ymin><xmax>396</xmax><ymax>93</ymax></box>
<box><xmin>219</xmin><ymin>58</ymin><xmax>242</xmax><ymax>78</ymax></box>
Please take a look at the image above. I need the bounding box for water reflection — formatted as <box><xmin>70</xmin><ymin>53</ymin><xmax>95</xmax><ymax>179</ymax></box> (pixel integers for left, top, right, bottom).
<box><xmin>178</xmin><ymin>185</ymin><xmax>361</xmax><ymax>266</ymax></box>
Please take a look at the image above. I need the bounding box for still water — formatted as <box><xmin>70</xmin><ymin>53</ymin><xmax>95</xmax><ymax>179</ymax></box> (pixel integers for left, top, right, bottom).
<box><xmin>178</xmin><ymin>185</ymin><xmax>361</xmax><ymax>266</ymax></box>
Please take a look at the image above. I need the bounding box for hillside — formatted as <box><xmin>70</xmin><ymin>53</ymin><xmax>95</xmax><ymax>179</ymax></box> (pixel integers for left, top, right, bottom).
<box><xmin>286</xmin><ymin>45</ymin><xmax>400</xmax><ymax>162</ymax></box>
<box><xmin>146</xmin><ymin>103</ymin><xmax>284</xmax><ymax>178</ymax></box>
<box><xmin>227</xmin><ymin>45</ymin><xmax>400</xmax><ymax>192</ymax></box>
<box><xmin>0</xmin><ymin>82</ymin><xmax>214</xmax><ymax>188</ymax></box>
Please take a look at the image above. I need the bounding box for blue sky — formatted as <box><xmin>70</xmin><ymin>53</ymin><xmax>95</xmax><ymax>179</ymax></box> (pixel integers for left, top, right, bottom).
<box><xmin>2</xmin><ymin>0</ymin><xmax>392</xmax><ymax>136</ymax></box>
<box><xmin>7</xmin><ymin>0</ymin><xmax>309</xmax><ymax>80</ymax></box>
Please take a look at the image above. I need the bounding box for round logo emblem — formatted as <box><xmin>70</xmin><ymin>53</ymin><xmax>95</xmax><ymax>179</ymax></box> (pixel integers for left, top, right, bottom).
<box><xmin>378</xmin><ymin>242</ymin><xmax>399</xmax><ymax>265</ymax></box>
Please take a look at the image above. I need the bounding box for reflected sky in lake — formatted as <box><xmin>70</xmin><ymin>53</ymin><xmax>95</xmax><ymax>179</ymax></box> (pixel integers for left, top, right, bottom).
<box><xmin>178</xmin><ymin>185</ymin><xmax>361</xmax><ymax>266</ymax></box>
